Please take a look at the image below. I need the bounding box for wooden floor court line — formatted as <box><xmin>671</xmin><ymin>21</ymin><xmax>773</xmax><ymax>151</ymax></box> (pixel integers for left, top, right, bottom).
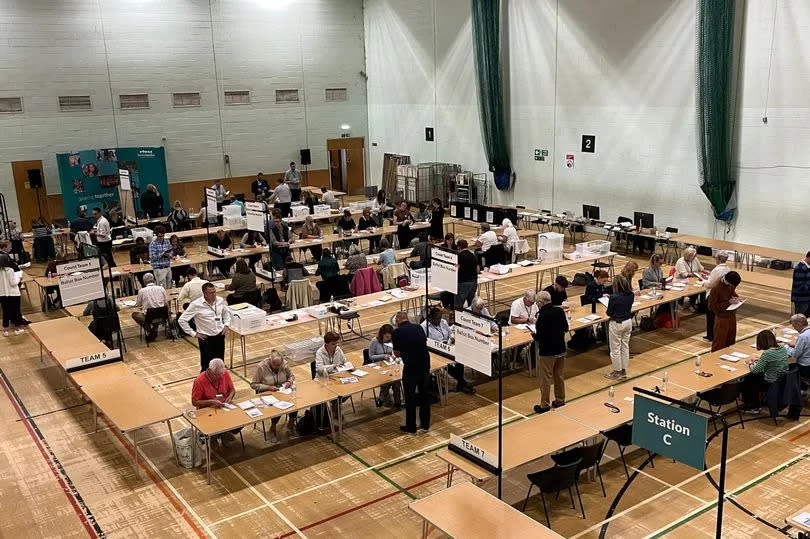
<box><xmin>0</xmin><ymin>368</ymin><xmax>103</xmax><ymax>538</ymax></box>
<box><xmin>210</xmin><ymin>445</ymin><xmax>307</xmax><ymax>538</ymax></box>
<box><xmin>270</xmin><ymin>471</ymin><xmax>450</xmax><ymax>539</ymax></box>
<box><xmin>570</xmin><ymin>417</ymin><xmax>810</xmax><ymax>538</ymax></box>
<box><xmin>647</xmin><ymin>440</ymin><xmax>810</xmax><ymax>538</ymax></box>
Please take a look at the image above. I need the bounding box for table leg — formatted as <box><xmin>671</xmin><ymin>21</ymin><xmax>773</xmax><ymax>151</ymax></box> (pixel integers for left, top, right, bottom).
<box><xmin>326</xmin><ymin>401</ymin><xmax>337</xmax><ymax>442</ymax></box>
<box><xmin>538</xmin><ymin>270</ymin><xmax>545</xmax><ymax>291</ymax></box>
<box><xmin>446</xmin><ymin>463</ymin><xmax>454</xmax><ymax>487</ymax></box>
<box><xmin>167</xmin><ymin>420</ymin><xmax>179</xmax><ymax>467</ymax></box>
<box><xmin>671</xmin><ymin>300</ymin><xmax>676</xmax><ymax>328</ymax></box>
<box><xmin>40</xmin><ymin>343</ymin><xmax>43</xmax><ymax>364</ymax></box>
<box><xmin>241</xmin><ymin>335</ymin><xmax>247</xmax><ymax>377</ymax></box>
<box><xmin>337</xmin><ymin>399</ymin><xmax>343</xmax><ymax>439</ymax></box>
<box><xmin>133</xmin><ymin>429</ymin><xmax>140</xmax><ymax>477</ymax></box>
<box><xmin>229</xmin><ymin>330</ymin><xmax>234</xmax><ymax>370</ymax></box>
<box><xmin>206</xmin><ymin>435</ymin><xmax>212</xmax><ymax>484</ymax></box>
<box><xmin>93</xmin><ymin>404</ymin><xmax>98</xmax><ymax>433</ymax></box>
<box><xmin>421</xmin><ymin>519</ymin><xmax>429</xmax><ymax>539</ymax></box>
<box><xmin>191</xmin><ymin>426</ymin><xmax>197</xmax><ymax>469</ymax></box>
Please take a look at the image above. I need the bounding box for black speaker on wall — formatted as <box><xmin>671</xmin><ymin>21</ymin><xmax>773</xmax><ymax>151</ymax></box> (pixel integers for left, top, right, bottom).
<box><xmin>300</xmin><ymin>148</ymin><xmax>311</xmax><ymax>166</ymax></box>
<box><xmin>27</xmin><ymin>169</ymin><xmax>42</xmax><ymax>189</ymax></box>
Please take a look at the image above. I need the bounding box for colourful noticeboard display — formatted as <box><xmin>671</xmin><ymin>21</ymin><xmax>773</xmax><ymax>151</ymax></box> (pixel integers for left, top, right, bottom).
<box><xmin>57</xmin><ymin>146</ymin><xmax>168</xmax><ymax>219</ymax></box>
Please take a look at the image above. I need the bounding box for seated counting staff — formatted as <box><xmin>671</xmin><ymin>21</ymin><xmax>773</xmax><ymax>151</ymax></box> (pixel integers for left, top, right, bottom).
<box><xmin>300</xmin><ymin>216</ymin><xmax>323</xmax><ymax>261</ymax></box>
<box><xmin>368</xmin><ymin>324</ymin><xmax>402</xmax><ymax>407</ymax></box>
<box><xmin>785</xmin><ymin>313</ymin><xmax>810</xmax><ymax>379</ymax></box>
<box><xmin>240</xmin><ymin>230</ymin><xmax>266</xmax><ymax>268</ymax></box>
<box><xmin>345</xmin><ymin>244</ymin><xmax>368</xmax><ymax>273</ymax></box>
<box><xmin>131</xmin><ymin>272</ymin><xmax>169</xmax><ymax>342</ymax></box>
<box><xmin>510</xmin><ymin>289</ymin><xmax>539</xmax><ymax>325</ymax></box>
<box><xmin>177</xmin><ymin>267</ymin><xmax>208</xmax><ymax>310</ymax></box>
<box><xmin>583</xmin><ymin>270</ymin><xmax>612</xmax><ymax>303</ymax></box>
<box><xmin>251</xmin><ymin>350</ymin><xmax>297</xmax><ymax>442</ymax></box>
<box><xmin>192</xmin><ymin>359</ymin><xmax>241</xmax><ymax>445</ymax></box>
<box><xmin>543</xmin><ymin>275</ymin><xmax>569</xmax><ymax>306</ymax></box>
<box><xmin>226</xmin><ymin>259</ymin><xmax>258</xmax><ymax>305</ymax></box>
<box><xmin>742</xmin><ymin>330</ymin><xmax>790</xmax><ymax>414</ymax></box>
<box><xmin>208</xmin><ymin>229</ymin><xmax>234</xmax><ymax>276</ymax></box>
<box><xmin>315</xmin><ymin>331</ymin><xmax>346</xmax><ymax>422</ymax></box>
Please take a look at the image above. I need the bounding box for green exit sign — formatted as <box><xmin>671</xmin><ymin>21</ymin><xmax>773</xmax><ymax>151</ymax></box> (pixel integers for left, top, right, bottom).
<box><xmin>632</xmin><ymin>395</ymin><xmax>708</xmax><ymax>470</ymax></box>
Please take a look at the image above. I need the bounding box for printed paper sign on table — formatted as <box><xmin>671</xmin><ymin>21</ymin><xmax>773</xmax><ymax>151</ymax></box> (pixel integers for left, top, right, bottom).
<box><xmin>205</xmin><ymin>187</ymin><xmax>218</xmax><ymax>220</ymax></box>
<box><xmin>245</xmin><ymin>201</ymin><xmax>266</xmax><ymax>232</ymax></box>
<box><xmin>56</xmin><ymin>259</ymin><xmax>105</xmax><ymax>307</ymax></box>
<box><xmin>454</xmin><ymin>325</ymin><xmax>492</xmax><ymax>376</ymax></box>
<box><xmin>431</xmin><ymin>248</ymin><xmax>458</xmax><ymax>294</ymax></box>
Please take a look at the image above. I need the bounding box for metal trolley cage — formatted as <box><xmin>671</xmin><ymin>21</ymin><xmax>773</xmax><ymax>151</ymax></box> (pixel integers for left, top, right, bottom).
<box><xmin>450</xmin><ymin>171</ymin><xmax>490</xmax><ymax>206</ymax></box>
<box><xmin>394</xmin><ymin>162</ymin><xmax>463</xmax><ymax>206</ymax></box>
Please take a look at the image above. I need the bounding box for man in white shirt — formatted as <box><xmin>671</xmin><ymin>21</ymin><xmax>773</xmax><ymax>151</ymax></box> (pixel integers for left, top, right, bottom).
<box><xmin>284</xmin><ymin>161</ymin><xmax>302</xmax><ymax>201</ymax></box>
<box><xmin>320</xmin><ymin>187</ymin><xmax>337</xmax><ymax>206</ymax></box>
<box><xmin>702</xmin><ymin>251</ymin><xmax>730</xmax><ymax>341</ymax></box>
<box><xmin>211</xmin><ymin>179</ymin><xmax>227</xmax><ymax>203</ymax></box>
<box><xmin>270</xmin><ymin>177</ymin><xmax>292</xmax><ymax>217</ymax></box>
<box><xmin>92</xmin><ymin>207</ymin><xmax>114</xmax><ymax>267</ymax></box>
<box><xmin>475</xmin><ymin>223</ymin><xmax>500</xmax><ymax>253</ymax></box>
<box><xmin>132</xmin><ymin>273</ymin><xmax>169</xmax><ymax>342</ymax></box>
<box><xmin>177</xmin><ymin>267</ymin><xmax>208</xmax><ymax>309</ymax></box>
<box><xmin>510</xmin><ymin>289</ymin><xmax>539</xmax><ymax>325</ymax></box>
<box><xmin>179</xmin><ymin>282</ymin><xmax>232</xmax><ymax>372</ymax></box>
<box><xmin>421</xmin><ymin>306</ymin><xmax>452</xmax><ymax>342</ymax></box>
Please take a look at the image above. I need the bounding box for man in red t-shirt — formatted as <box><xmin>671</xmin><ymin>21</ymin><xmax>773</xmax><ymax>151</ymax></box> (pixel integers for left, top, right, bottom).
<box><xmin>191</xmin><ymin>358</ymin><xmax>241</xmax><ymax>444</ymax></box>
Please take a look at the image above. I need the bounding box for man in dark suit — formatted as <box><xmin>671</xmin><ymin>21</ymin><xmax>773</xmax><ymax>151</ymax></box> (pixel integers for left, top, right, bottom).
<box><xmin>392</xmin><ymin>311</ymin><xmax>431</xmax><ymax>433</ymax></box>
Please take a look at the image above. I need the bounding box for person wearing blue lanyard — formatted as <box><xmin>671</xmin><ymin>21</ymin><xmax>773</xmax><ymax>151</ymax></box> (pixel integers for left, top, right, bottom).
<box><xmin>179</xmin><ymin>282</ymin><xmax>232</xmax><ymax>372</ymax></box>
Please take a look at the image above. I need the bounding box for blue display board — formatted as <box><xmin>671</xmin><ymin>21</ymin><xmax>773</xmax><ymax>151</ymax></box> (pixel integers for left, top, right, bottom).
<box><xmin>57</xmin><ymin>146</ymin><xmax>169</xmax><ymax>219</ymax></box>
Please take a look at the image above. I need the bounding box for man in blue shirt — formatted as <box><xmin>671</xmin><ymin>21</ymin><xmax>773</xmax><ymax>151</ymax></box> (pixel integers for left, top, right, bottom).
<box><xmin>148</xmin><ymin>225</ymin><xmax>173</xmax><ymax>289</ymax></box>
<box><xmin>392</xmin><ymin>311</ymin><xmax>431</xmax><ymax>433</ymax></box>
<box><xmin>786</xmin><ymin>313</ymin><xmax>810</xmax><ymax>379</ymax></box>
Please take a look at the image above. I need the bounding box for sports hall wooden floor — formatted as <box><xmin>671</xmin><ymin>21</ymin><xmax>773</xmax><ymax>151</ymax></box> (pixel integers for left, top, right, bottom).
<box><xmin>2</xmin><ymin>222</ymin><xmax>807</xmax><ymax>538</ymax></box>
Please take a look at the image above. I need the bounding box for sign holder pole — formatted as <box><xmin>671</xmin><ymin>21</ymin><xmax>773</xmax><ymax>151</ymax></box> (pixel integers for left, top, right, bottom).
<box><xmin>75</xmin><ymin>244</ymin><xmax>125</xmax><ymax>357</ymax></box>
<box><xmin>424</xmin><ymin>244</ymin><xmax>505</xmax><ymax>498</ymax></box>
<box><xmin>633</xmin><ymin>386</ymin><xmax>727</xmax><ymax>538</ymax></box>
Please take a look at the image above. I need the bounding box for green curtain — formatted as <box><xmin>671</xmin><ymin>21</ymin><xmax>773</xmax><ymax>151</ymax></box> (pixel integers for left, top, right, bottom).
<box><xmin>471</xmin><ymin>0</ymin><xmax>512</xmax><ymax>190</ymax></box>
<box><xmin>696</xmin><ymin>0</ymin><xmax>737</xmax><ymax>221</ymax></box>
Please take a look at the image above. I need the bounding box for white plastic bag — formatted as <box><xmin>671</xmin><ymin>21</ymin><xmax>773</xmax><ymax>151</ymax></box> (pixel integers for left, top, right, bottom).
<box><xmin>174</xmin><ymin>427</ymin><xmax>204</xmax><ymax>469</ymax></box>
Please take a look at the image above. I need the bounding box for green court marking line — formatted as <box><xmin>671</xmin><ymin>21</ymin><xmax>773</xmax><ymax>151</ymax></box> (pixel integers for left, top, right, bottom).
<box><xmin>648</xmin><ymin>448</ymin><xmax>810</xmax><ymax>538</ymax></box>
<box><xmin>334</xmin><ymin>440</ymin><xmax>417</xmax><ymax>500</ymax></box>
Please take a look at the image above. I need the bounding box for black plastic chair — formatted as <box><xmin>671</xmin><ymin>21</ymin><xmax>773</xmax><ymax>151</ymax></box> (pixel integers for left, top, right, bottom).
<box><xmin>551</xmin><ymin>439</ymin><xmax>607</xmax><ymax>497</ymax></box>
<box><xmin>522</xmin><ymin>459</ymin><xmax>584</xmax><ymax>528</ymax></box>
<box><xmin>696</xmin><ymin>381</ymin><xmax>744</xmax><ymax>433</ymax></box>
<box><xmin>141</xmin><ymin>306</ymin><xmax>172</xmax><ymax>346</ymax></box>
<box><xmin>483</xmin><ymin>244</ymin><xmax>507</xmax><ymax>267</ymax></box>
<box><xmin>602</xmin><ymin>423</ymin><xmax>655</xmax><ymax>480</ymax></box>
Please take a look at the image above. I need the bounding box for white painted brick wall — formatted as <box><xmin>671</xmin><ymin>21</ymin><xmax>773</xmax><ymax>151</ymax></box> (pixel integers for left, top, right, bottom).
<box><xmin>365</xmin><ymin>0</ymin><xmax>810</xmax><ymax>252</ymax></box>
<box><xmin>0</xmin><ymin>0</ymin><xmax>367</xmax><ymax>226</ymax></box>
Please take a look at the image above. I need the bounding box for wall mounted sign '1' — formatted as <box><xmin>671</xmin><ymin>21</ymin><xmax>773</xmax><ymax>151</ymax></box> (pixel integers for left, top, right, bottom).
<box><xmin>425</xmin><ymin>127</ymin><xmax>434</xmax><ymax>142</ymax></box>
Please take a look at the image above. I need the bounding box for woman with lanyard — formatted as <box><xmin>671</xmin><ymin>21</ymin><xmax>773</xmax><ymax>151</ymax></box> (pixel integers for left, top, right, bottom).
<box><xmin>251</xmin><ymin>350</ymin><xmax>297</xmax><ymax>442</ymax></box>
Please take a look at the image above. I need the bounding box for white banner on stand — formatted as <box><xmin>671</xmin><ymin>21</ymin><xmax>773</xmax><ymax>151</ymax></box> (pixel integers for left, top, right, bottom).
<box><xmin>245</xmin><ymin>202</ymin><xmax>265</xmax><ymax>232</ymax></box>
<box><xmin>431</xmin><ymin>248</ymin><xmax>457</xmax><ymax>294</ymax></box>
<box><xmin>57</xmin><ymin>259</ymin><xmax>105</xmax><ymax>308</ymax></box>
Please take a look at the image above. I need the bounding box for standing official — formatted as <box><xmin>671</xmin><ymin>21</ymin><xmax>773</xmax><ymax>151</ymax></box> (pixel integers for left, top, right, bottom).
<box><xmin>179</xmin><ymin>282</ymin><xmax>232</xmax><ymax>372</ymax></box>
<box><xmin>392</xmin><ymin>311</ymin><xmax>431</xmax><ymax>434</ymax></box>
<box><xmin>92</xmin><ymin>207</ymin><xmax>114</xmax><ymax>267</ymax></box>
<box><xmin>284</xmin><ymin>162</ymin><xmax>302</xmax><ymax>202</ymax></box>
